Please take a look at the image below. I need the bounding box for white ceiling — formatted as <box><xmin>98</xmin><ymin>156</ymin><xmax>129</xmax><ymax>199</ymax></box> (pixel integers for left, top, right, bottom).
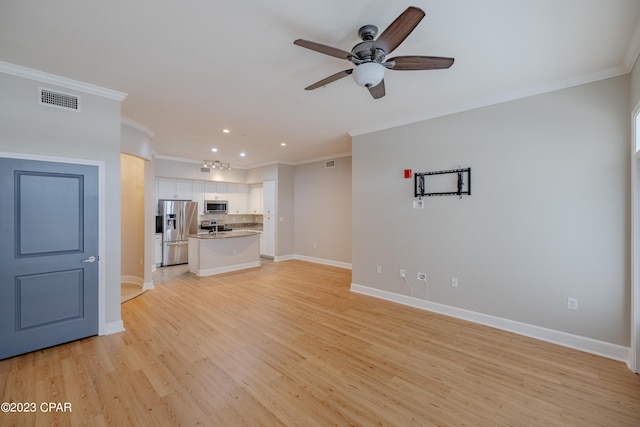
<box><xmin>2</xmin><ymin>1</ymin><xmax>640</xmax><ymax>168</ymax></box>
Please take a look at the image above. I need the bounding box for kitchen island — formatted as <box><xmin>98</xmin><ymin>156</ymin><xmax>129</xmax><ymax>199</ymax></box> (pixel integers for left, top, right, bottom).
<box><xmin>188</xmin><ymin>230</ymin><xmax>261</xmax><ymax>276</ymax></box>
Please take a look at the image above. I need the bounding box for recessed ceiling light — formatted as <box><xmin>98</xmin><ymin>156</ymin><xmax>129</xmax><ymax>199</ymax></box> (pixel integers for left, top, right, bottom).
<box><xmin>211</xmin><ymin>147</ymin><xmax>218</xmax><ymax>152</ymax></box>
<box><xmin>280</xmin><ymin>142</ymin><xmax>286</xmax><ymax>146</ymax></box>
<box><xmin>240</xmin><ymin>152</ymin><xmax>246</xmax><ymax>157</ymax></box>
<box><xmin>222</xmin><ymin>129</ymin><xmax>230</xmax><ymax>134</ymax></box>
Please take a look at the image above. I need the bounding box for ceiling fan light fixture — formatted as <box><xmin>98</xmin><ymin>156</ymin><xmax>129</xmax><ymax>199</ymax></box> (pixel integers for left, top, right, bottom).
<box><xmin>352</xmin><ymin>62</ymin><xmax>384</xmax><ymax>87</ymax></box>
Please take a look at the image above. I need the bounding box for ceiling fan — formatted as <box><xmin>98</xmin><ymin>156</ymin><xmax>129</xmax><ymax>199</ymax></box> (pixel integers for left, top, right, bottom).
<box><xmin>294</xmin><ymin>6</ymin><xmax>454</xmax><ymax>99</ymax></box>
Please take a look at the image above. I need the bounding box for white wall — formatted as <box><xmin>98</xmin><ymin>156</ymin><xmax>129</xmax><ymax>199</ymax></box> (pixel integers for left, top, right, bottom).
<box><xmin>352</xmin><ymin>75</ymin><xmax>630</xmax><ymax>346</ymax></box>
<box><xmin>155</xmin><ymin>157</ymin><xmax>247</xmax><ymax>183</ymax></box>
<box><xmin>294</xmin><ymin>157</ymin><xmax>352</xmax><ymax>265</ymax></box>
<box><xmin>0</xmin><ymin>71</ymin><xmax>123</xmax><ymax>327</ymax></box>
<box><xmin>121</xmin><ymin>123</ymin><xmax>154</xmax><ymax>161</ymax></box>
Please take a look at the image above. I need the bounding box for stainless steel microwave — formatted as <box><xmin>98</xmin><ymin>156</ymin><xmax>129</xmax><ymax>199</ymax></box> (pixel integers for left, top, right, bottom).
<box><xmin>204</xmin><ymin>200</ymin><xmax>228</xmax><ymax>214</ymax></box>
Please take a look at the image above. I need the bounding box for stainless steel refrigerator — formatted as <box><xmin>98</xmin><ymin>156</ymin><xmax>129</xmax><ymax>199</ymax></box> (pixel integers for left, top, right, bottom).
<box><xmin>159</xmin><ymin>200</ymin><xmax>197</xmax><ymax>266</ymax></box>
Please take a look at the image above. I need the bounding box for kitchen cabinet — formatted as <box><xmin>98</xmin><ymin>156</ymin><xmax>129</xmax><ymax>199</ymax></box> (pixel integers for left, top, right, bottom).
<box><xmin>158</xmin><ymin>178</ymin><xmax>193</xmax><ymax>200</ymax></box>
<box><xmin>188</xmin><ymin>232</ymin><xmax>261</xmax><ymax>276</ymax></box>
<box><xmin>261</xmin><ymin>214</ymin><xmax>275</xmax><ymax>257</ymax></box>
<box><xmin>249</xmin><ymin>184</ymin><xmax>263</xmax><ymax>214</ymax></box>
<box><xmin>156</xmin><ymin>178</ymin><xmax>254</xmax><ymax>216</ymax></box>
<box><xmin>263</xmin><ymin>179</ymin><xmax>275</xmax><ymax>216</ymax></box>
<box><xmin>204</xmin><ymin>182</ymin><xmax>228</xmax><ymax>201</ymax></box>
<box><xmin>192</xmin><ymin>181</ymin><xmax>205</xmax><ymax>214</ymax></box>
<box><xmin>227</xmin><ymin>183</ymin><xmax>249</xmax><ymax>214</ymax></box>
<box><xmin>154</xmin><ymin>234</ymin><xmax>162</xmax><ymax>266</ymax></box>
<box><xmin>260</xmin><ymin>180</ymin><xmax>275</xmax><ymax>258</ymax></box>
<box><xmin>216</xmin><ymin>182</ymin><xmax>228</xmax><ymax>201</ymax></box>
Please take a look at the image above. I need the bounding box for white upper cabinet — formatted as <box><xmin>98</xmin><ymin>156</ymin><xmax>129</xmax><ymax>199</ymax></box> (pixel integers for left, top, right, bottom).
<box><xmin>192</xmin><ymin>181</ymin><xmax>205</xmax><ymax>214</ymax></box>
<box><xmin>249</xmin><ymin>184</ymin><xmax>263</xmax><ymax>214</ymax></box>
<box><xmin>158</xmin><ymin>178</ymin><xmax>193</xmax><ymax>200</ymax></box>
<box><xmin>156</xmin><ymin>178</ymin><xmax>251</xmax><ymax>215</ymax></box>
<box><xmin>204</xmin><ymin>182</ymin><xmax>228</xmax><ymax>201</ymax></box>
<box><xmin>216</xmin><ymin>182</ymin><xmax>228</xmax><ymax>201</ymax></box>
<box><xmin>227</xmin><ymin>183</ymin><xmax>249</xmax><ymax>214</ymax></box>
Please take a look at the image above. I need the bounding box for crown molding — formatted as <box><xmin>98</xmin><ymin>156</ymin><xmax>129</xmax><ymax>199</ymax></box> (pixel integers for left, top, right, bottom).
<box><xmin>154</xmin><ymin>154</ymin><xmax>250</xmax><ymax>169</ymax></box>
<box><xmin>154</xmin><ymin>152</ymin><xmax>352</xmax><ymax>169</ymax></box>
<box><xmin>121</xmin><ymin>117</ymin><xmax>154</xmax><ymax>138</ymax></box>
<box><xmin>348</xmin><ymin>65</ymin><xmax>628</xmax><ymax>138</ymax></box>
<box><xmin>154</xmin><ymin>154</ymin><xmax>205</xmax><ymax>164</ymax></box>
<box><xmin>0</xmin><ymin>61</ymin><xmax>127</xmax><ymax>101</ymax></box>
<box><xmin>291</xmin><ymin>152</ymin><xmax>352</xmax><ymax>166</ymax></box>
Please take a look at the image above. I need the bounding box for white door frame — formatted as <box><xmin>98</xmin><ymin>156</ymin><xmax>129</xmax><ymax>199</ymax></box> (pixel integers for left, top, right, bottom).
<box><xmin>631</xmin><ymin>106</ymin><xmax>640</xmax><ymax>373</ymax></box>
<box><xmin>0</xmin><ymin>151</ymin><xmax>107</xmax><ymax>335</ymax></box>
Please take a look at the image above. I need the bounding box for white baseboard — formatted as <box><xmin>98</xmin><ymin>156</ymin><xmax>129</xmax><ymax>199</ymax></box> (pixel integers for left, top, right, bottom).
<box><xmin>191</xmin><ymin>261</ymin><xmax>261</xmax><ymax>277</ymax></box>
<box><xmin>350</xmin><ymin>283</ymin><xmax>630</xmax><ymax>363</ymax></box>
<box><xmin>121</xmin><ymin>275</ymin><xmax>143</xmax><ymax>287</ymax></box>
<box><xmin>142</xmin><ymin>281</ymin><xmax>155</xmax><ymax>291</ymax></box>
<box><xmin>101</xmin><ymin>319</ymin><xmax>125</xmax><ymax>335</ymax></box>
<box><xmin>292</xmin><ymin>254</ymin><xmax>352</xmax><ymax>270</ymax></box>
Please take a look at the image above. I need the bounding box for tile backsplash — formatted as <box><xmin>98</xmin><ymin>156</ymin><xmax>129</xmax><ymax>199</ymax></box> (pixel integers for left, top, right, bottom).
<box><xmin>198</xmin><ymin>213</ymin><xmax>263</xmax><ymax>229</ymax></box>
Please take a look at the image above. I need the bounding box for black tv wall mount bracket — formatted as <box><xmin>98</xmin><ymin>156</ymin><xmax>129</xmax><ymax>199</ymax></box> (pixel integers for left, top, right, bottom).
<box><xmin>414</xmin><ymin>168</ymin><xmax>471</xmax><ymax>199</ymax></box>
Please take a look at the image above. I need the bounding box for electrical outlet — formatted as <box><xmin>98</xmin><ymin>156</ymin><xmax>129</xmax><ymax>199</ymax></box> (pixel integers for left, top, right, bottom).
<box><xmin>377</xmin><ymin>265</ymin><xmax>382</xmax><ymax>274</ymax></box>
<box><xmin>451</xmin><ymin>277</ymin><xmax>458</xmax><ymax>287</ymax></box>
<box><xmin>313</xmin><ymin>242</ymin><xmax>317</xmax><ymax>248</ymax></box>
<box><xmin>413</xmin><ymin>200</ymin><xmax>424</xmax><ymax>209</ymax></box>
<box><xmin>417</xmin><ymin>272</ymin><xmax>427</xmax><ymax>282</ymax></box>
<box><xmin>400</xmin><ymin>269</ymin><xmax>406</xmax><ymax>278</ymax></box>
<box><xmin>567</xmin><ymin>297</ymin><xmax>578</xmax><ymax>310</ymax></box>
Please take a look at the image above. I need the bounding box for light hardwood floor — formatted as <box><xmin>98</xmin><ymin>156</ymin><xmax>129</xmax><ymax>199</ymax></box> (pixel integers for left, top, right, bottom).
<box><xmin>1</xmin><ymin>260</ymin><xmax>639</xmax><ymax>426</ymax></box>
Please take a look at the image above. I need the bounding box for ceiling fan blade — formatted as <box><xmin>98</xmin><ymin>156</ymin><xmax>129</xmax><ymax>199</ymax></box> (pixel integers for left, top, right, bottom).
<box><xmin>388</xmin><ymin>56</ymin><xmax>454</xmax><ymax>70</ymax></box>
<box><xmin>368</xmin><ymin>79</ymin><xmax>385</xmax><ymax>99</ymax></box>
<box><xmin>305</xmin><ymin>69</ymin><xmax>353</xmax><ymax>90</ymax></box>
<box><xmin>294</xmin><ymin>39</ymin><xmax>353</xmax><ymax>61</ymax></box>
<box><xmin>372</xmin><ymin>7</ymin><xmax>425</xmax><ymax>55</ymax></box>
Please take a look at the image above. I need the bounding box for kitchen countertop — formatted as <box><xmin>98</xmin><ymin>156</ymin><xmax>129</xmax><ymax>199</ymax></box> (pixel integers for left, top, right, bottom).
<box><xmin>189</xmin><ymin>230</ymin><xmax>261</xmax><ymax>239</ymax></box>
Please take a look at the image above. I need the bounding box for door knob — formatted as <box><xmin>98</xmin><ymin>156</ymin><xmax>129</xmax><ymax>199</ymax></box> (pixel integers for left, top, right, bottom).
<box><xmin>81</xmin><ymin>256</ymin><xmax>97</xmax><ymax>263</ymax></box>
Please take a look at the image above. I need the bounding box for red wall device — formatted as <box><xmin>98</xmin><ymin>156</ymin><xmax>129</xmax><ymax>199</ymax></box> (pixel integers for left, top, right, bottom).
<box><xmin>404</xmin><ymin>169</ymin><xmax>412</xmax><ymax>179</ymax></box>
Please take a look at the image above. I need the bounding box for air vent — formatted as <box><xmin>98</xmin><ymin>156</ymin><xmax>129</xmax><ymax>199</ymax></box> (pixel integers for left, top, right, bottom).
<box><xmin>39</xmin><ymin>88</ymin><xmax>80</xmax><ymax>111</ymax></box>
<box><xmin>200</xmin><ymin>167</ymin><xmax>211</xmax><ymax>173</ymax></box>
<box><xmin>325</xmin><ymin>160</ymin><xmax>335</xmax><ymax>168</ymax></box>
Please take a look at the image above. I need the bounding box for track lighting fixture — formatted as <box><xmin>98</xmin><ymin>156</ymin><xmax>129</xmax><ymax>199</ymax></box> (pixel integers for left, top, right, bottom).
<box><xmin>202</xmin><ymin>160</ymin><xmax>231</xmax><ymax>170</ymax></box>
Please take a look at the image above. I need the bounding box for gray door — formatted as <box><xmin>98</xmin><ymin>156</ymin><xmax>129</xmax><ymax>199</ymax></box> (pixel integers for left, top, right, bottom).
<box><xmin>0</xmin><ymin>158</ymin><xmax>99</xmax><ymax>360</ymax></box>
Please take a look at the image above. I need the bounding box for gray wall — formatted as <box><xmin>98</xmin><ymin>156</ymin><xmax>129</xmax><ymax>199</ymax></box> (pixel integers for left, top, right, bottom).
<box><xmin>276</xmin><ymin>164</ymin><xmax>295</xmax><ymax>258</ymax></box>
<box><xmin>632</xmin><ymin>55</ymin><xmax>640</xmax><ymax>109</ymax></box>
<box><xmin>352</xmin><ymin>76</ymin><xmax>630</xmax><ymax>346</ymax></box>
<box><xmin>629</xmin><ymin>57</ymin><xmax>640</xmax><ymax>371</ymax></box>
<box><xmin>294</xmin><ymin>157</ymin><xmax>352</xmax><ymax>264</ymax></box>
<box><xmin>0</xmin><ymin>72</ymin><xmax>123</xmax><ymax>326</ymax></box>
<box><xmin>245</xmin><ymin>164</ymin><xmax>277</xmax><ymax>183</ymax></box>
